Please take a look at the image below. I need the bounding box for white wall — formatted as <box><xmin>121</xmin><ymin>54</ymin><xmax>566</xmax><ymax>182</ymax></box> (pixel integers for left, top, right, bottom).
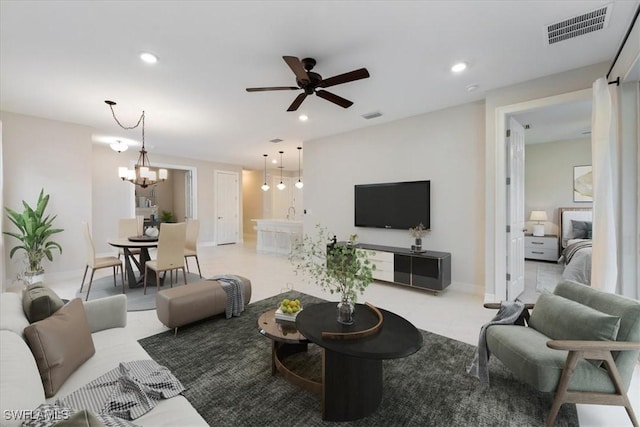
<box><xmin>525</xmin><ymin>138</ymin><xmax>592</xmax><ymax>235</ymax></box>
<box><xmin>1</xmin><ymin>112</ymin><xmax>93</xmax><ymax>286</ymax></box>
<box><xmin>304</xmin><ymin>101</ymin><xmax>485</xmax><ymax>290</ymax></box>
<box><xmin>242</xmin><ymin>169</ymin><xmax>263</xmax><ymax>237</ymax></box>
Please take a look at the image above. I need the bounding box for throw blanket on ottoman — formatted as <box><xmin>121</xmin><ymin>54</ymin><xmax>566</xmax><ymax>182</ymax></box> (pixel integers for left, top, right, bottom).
<box><xmin>210</xmin><ymin>275</ymin><xmax>246</xmax><ymax>319</ymax></box>
<box><xmin>58</xmin><ymin>360</ymin><xmax>184</xmax><ymax>420</ymax></box>
<box><xmin>467</xmin><ymin>300</ymin><xmax>525</xmax><ymax>385</ymax></box>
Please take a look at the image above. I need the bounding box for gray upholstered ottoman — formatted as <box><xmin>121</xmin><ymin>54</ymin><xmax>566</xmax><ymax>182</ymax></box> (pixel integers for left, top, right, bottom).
<box><xmin>156</xmin><ymin>276</ymin><xmax>252</xmax><ymax>334</ymax></box>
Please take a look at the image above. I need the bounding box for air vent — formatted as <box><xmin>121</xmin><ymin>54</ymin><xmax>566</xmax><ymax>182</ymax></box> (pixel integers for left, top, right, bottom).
<box><xmin>546</xmin><ymin>3</ymin><xmax>611</xmax><ymax>45</ymax></box>
<box><xmin>362</xmin><ymin>111</ymin><xmax>382</xmax><ymax>120</ymax></box>
<box><xmin>269</xmin><ymin>138</ymin><xmax>283</xmax><ymax>143</ymax></box>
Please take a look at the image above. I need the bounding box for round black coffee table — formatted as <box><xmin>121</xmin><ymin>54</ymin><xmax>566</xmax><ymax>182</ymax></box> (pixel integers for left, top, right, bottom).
<box><xmin>296</xmin><ymin>302</ymin><xmax>423</xmax><ymax>421</ymax></box>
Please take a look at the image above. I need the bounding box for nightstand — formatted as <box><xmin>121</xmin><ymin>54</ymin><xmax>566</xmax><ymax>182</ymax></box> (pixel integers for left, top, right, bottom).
<box><xmin>524</xmin><ymin>234</ymin><xmax>558</xmax><ymax>261</ymax></box>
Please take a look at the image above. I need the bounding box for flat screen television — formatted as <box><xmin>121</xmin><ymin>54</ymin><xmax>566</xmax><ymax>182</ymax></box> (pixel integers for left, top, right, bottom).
<box><xmin>354</xmin><ymin>180</ymin><xmax>430</xmax><ymax>230</ymax></box>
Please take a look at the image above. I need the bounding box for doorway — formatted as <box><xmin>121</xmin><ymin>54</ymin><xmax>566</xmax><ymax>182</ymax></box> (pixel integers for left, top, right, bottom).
<box><xmin>490</xmin><ymin>88</ymin><xmax>593</xmax><ymax>301</ymax></box>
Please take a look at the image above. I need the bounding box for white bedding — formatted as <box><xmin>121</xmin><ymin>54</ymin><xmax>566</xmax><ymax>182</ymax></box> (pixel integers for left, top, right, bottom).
<box><xmin>559</xmin><ymin>209</ymin><xmax>593</xmax><ymax>286</ymax></box>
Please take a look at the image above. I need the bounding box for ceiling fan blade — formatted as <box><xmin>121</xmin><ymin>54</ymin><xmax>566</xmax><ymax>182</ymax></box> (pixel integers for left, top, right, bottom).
<box><xmin>287</xmin><ymin>93</ymin><xmax>307</xmax><ymax>111</ymax></box>
<box><xmin>246</xmin><ymin>86</ymin><xmax>299</xmax><ymax>92</ymax></box>
<box><xmin>283</xmin><ymin>56</ymin><xmax>310</xmax><ymax>83</ymax></box>
<box><xmin>316</xmin><ymin>90</ymin><xmax>353</xmax><ymax>108</ymax></box>
<box><xmin>318</xmin><ymin>68</ymin><xmax>370</xmax><ymax>88</ymax></box>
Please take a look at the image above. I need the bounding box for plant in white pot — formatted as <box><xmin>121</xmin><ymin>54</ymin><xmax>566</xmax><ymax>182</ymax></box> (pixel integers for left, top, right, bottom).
<box><xmin>290</xmin><ymin>224</ymin><xmax>375</xmax><ymax>325</ymax></box>
<box><xmin>3</xmin><ymin>189</ymin><xmax>63</xmax><ymax>285</ymax></box>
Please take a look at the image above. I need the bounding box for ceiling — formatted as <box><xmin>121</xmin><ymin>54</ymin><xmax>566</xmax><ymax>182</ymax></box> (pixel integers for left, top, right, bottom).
<box><xmin>1</xmin><ymin>1</ymin><xmax>638</xmax><ymax>170</ymax></box>
<box><xmin>514</xmin><ymin>99</ymin><xmax>593</xmax><ymax>144</ymax></box>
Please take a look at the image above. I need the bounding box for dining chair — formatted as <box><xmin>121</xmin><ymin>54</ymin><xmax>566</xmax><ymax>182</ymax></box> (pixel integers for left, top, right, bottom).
<box><xmin>184</xmin><ymin>219</ymin><xmax>202</xmax><ymax>278</ymax></box>
<box><xmin>118</xmin><ymin>218</ymin><xmax>141</xmax><ymax>260</ymax></box>
<box><xmin>144</xmin><ymin>222</ymin><xmax>187</xmax><ymax>295</ymax></box>
<box><xmin>81</xmin><ymin>221</ymin><xmax>125</xmax><ymax>301</ymax></box>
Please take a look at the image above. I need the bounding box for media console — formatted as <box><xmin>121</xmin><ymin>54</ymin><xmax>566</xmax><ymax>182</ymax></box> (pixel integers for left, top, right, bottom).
<box><xmin>333</xmin><ymin>242</ymin><xmax>451</xmax><ymax>293</ymax></box>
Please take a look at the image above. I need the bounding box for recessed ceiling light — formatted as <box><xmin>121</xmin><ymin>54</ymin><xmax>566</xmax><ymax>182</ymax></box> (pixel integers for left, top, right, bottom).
<box><xmin>451</xmin><ymin>62</ymin><xmax>467</xmax><ymax>73</ymax></box>
<box><xmin>140</xmin><ymin>52</ymin><xmax>158</xmax><ymax>64</ymax></box>
<box><xmin>299</xmin><ymin>114</ymin><xmax>308</xmax><ymax>122</ymax></box>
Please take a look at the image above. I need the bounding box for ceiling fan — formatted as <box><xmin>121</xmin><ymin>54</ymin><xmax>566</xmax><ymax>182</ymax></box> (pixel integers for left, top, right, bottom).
<box><xmin>246</xmin><ymin>56</ymin><xmax>370</xmax><ymax>112</ymax></box>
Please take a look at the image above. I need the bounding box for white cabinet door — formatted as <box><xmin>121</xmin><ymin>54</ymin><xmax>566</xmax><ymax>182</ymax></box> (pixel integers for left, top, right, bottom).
<box><xmin>215</xmin><ymin>170</ymin><xmax>239</xmax><ymax>245</ymax></box>
<box><xmin>507</xmin><ymin>117</ymin><xmax>525</xmax><ymax>300</ymax></box>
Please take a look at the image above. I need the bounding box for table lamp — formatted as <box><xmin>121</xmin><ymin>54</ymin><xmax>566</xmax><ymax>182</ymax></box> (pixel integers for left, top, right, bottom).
<box><xmin>530</xmin><ymin>210</ymin><xmax>548</xmax><ymax>237</ymax></box>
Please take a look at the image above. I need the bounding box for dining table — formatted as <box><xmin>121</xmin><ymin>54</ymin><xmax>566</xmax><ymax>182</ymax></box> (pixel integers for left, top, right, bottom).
<box><xmin>107</xmin><ymin>236</ymin><xmax>159</xmax><ymax>288</ymax></box>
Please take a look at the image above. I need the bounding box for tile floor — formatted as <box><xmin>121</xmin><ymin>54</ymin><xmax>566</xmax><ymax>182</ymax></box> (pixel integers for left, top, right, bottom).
<box><xmin>40</xmin><ymin>238</ymin><xmax>639</xmax><ymax>427</ymax></box>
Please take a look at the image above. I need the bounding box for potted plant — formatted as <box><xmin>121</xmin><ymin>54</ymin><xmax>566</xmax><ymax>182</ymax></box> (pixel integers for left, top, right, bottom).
<box><xmin>290</xmin><ymin>224</ymin><xmax>375</xmax><ymax>324</ymax></box>
<box><xmin>409</xmin><ymin>222</ymin><xmax>429</xmax><ymax>252</ymax></box>
<box><xmin>3</xmin><ymin>189</ymin><xmax>63</xmax><ymax>284</ymax></box>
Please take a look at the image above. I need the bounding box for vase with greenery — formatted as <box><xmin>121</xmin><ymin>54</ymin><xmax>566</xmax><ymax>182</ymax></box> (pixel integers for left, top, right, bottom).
<box><xmin>290</xmin><ymin>224</ymin><xmax>375</xmax><ymax>325</ymax></box>
<box><xmin>409</xmin><ymin>222</ymin><xmax>429</xmax><ymax>252</ymax></box>
<box><xmin>3</xmin><ymin>189</ymin><xmax>63</xmax><ymax>284</ymax></box>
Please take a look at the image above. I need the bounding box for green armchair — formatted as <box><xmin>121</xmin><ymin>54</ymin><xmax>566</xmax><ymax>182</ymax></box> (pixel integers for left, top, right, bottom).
<box><xmin>485</xmin><ymin>280</ymin><xmax>640</xmax><ymax>427</ymax></box>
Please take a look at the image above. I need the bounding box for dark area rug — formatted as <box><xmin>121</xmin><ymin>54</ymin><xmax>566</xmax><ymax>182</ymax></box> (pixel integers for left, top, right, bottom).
<box><xmin>139</xmin><ymin>292</ymin><xmax>578</xmax><ymax>426</ymax></box>
<box><xmin>77</xmin><ymin>272</ymin><xmax>203</xmax><ymax>311</ymax></box>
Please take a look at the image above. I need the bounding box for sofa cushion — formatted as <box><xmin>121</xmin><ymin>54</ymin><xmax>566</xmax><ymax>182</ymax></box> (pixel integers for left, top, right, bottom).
<box><xmin>22</xmin><ymin>282</ymin><xmax>65</xmax><ymax>323</ymax></box>
<box><xmin>529</xmin><ymin>293</ymin><xmax>621</xmax><ymax>342</ymax></box>
<box><xmin>0</xmin><ymin>292</ymin><xmax>30</xmax><ymax>336</ymax></box>
<box><xmin>24</xmin><ymin>299</ymin><xmax>96</xmax><ymax>397</ymax></box>
<box><xmin>0</xmin><ymin>330</ymin><xmax>46</xmax><ymax>427</ymax></box>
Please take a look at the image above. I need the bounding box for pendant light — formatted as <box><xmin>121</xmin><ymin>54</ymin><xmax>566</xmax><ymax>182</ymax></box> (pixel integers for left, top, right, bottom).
<box><xmin>295</xmin><ymin>146</ymin><xmax>304</xmax><ymax>189</ymax></box>
<box><xmin>277</xmin><ymin>151</ymin><xmax>286</xmax><ymax>190</ymax></box>
<box><xmin>261</xmin><ymin>154</ymin><xmax>270</xmax><ymax>191</ymax></box>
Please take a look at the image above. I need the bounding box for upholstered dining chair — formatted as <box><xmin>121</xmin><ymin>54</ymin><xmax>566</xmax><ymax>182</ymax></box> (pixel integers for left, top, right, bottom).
<box><xmin>184</xmin><ymin>219</ymin><xmax>202</xmax><ymax>278</ymax></box>
<box><xmin>117</xmin><ymin>218</ymin><xmax>141</xmax><ymax>260</ymax></box>
<box><xmin>81</xmin><ymin>221</ymin><xmax>125</xmax><ymax>301</ymax></box>
<box><xmin>144</xmin><ymin>222</ymin><xmax>187</xmax><ymax>295</ymax></box>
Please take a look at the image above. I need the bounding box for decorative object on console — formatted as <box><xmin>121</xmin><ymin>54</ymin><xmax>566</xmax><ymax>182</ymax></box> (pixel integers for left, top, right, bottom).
<box><xmin>295</xmin><ymin>146</ymin><xmax>304</xmax><ymax>189</ymax></box>
<box><xmin>529</xmin><ymin>210</ymin><xmax>548</xmax><ymax>237</ymax></box>
<box><xmin>106</xmin><ymin>100</ymin><xmax>168</xmax><ymax>189</ymax></box>
<box><xmin>573</xmin><ymin>165</ymin><xmax>593</xmax><ymax>202</ymax></box>
<box><xmin>277</xmin><ymin>151</ymin><xmax>286</xmax><ymax>190</ymax></box>
<box><xmin>261</xmin><ymin>154</ymin><xmax>270</xmax><ymax>191</ymax></box>
<box><xmin>290</xmin><ymin>225</ymin><xmax>375</xmax><ymax>325</ymax></box>
<box><xmin>3</xmin><ymin>189</ymin><xmax>63</xmax><ymax>285</ymax></box>
<box><xmin>409</xmin><ymin>223</ymin><xmax>429</xmax><ymax>252</ymax></box>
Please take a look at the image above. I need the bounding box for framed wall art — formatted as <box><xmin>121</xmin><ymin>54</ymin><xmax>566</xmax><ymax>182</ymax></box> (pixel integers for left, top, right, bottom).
<box><xmin>573</xmin><ymin>165</ymin><xmax>593</xmax><ymax>202</ymax></box>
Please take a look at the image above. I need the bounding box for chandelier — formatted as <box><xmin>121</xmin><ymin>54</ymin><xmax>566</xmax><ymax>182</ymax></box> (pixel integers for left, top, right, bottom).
<box><xmin>105</xmin><ymin>100</ymin><xmax>167</xmax><ymax>189</ymax></box>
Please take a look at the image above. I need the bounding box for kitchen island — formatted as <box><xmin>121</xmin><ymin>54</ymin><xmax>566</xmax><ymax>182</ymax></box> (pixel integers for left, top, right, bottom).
<box><xmin>252</xmin><ymin>219</ymin><xmax>302</xmax><ymax>255</ymax></box>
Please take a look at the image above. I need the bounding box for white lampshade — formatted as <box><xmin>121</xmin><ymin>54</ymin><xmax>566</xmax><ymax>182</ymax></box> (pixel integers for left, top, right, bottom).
<box><xmin>139</xmin><ymin>166</ymin><xmax>150</xmax><ymax>178</ymax></box>
<box><xmin>295</xmin><ymin>180</ymin><xmax>304</xmax><ymax>189</ymax></box>
<box><xmin>118</xmin><ymin>167</ymin><xmax>129</xmax><ymax>178</ymax></box>
<box><xmin>158</xmin><ymin>168</ymin><xmax>168</xmax><ymax>180</ymax></box>
<box><xmin>126</xmin><ymin>169</ymin><xmax>136</xmax><ymax>180</ymax></box>
<box><xmin>110</xmin><ymin>141</ymin><xmax>128</xmax><ymax>153</ymax></box>
<box><xmin>261</xmin><ymin>183</ymin><xmax>270</xmax><ymax>191</ymax></box>
<box><xmin>529</xmin><ymin>210</ymin><xmax>548</xmax><ymax>222</ymax></box>
<box><xmin>148</xmin><ymin>171</ymin><xmax>157</xmax><ymax>182</ymax></box>
<box><xmin>277</xmin><ymin>182</ymin><xmax>286</xmax><ymax>190</ymax></box>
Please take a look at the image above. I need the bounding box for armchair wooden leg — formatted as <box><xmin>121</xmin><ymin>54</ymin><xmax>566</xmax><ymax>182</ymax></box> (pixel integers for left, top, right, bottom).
<box><xmin>601</xmin><ymin>354</ymin><xmax>639</xmax><ymax>427</ymax></box>
<box><xmin>547</xmin><ymin>351</ymin><xmax>580</xmax><ymax>427</ymax></box>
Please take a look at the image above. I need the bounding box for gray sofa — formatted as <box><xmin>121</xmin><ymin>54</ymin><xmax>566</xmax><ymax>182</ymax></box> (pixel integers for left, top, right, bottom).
<box><xmin>0</xmin><ymin>292</ymin><xmax>207</xmax><ymax>427</ymax></box>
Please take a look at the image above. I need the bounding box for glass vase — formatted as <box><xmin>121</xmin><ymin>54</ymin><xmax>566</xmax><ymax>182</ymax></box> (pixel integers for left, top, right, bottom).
<box><xmin>337</xmin><ymin>298</ymin><xmax>355</xmax><ymax>325</ymax></box>
<box><xmin>414</xmin><ymin>237</ymin><xmax>422</xmax><ymax>251</ymax></box>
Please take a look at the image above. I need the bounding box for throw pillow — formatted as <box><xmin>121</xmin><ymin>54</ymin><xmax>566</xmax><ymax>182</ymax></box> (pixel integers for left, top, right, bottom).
<box><xmin>529</xmin><ymin>293</ymin><xmax>621</xmax><ymax>365</ymax></box>
<box><xmin>23</xmin><ymin>299</ymin><xmax>95</xmax><ymax>397</ymax></box>
<box><xmin>569</xmin><ymin>220</ymin><xmax>592</xmax><ymax>240</ymax></box>
<box><xmin>22</xmin><ymin>282</ymin><xmax>65</xmax><ymax>323</ymax></box>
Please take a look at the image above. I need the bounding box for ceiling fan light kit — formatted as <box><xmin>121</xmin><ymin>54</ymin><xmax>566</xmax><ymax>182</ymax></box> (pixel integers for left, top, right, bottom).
<box><xmin>246</xmin><ymin>56</ymin><xmax>370</xmax><ymax>111</ymax></box>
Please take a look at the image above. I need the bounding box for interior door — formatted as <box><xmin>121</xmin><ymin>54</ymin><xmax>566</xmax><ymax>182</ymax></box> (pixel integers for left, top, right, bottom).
<box><xmin>506</xmin><ymin>117</ymin><xmax>525</xmax><ymax>300</ymax></box>
<box><xmin>215</xmin><ymin>170</ymin><xmax>239</xmax><ymax>245</ymax></box>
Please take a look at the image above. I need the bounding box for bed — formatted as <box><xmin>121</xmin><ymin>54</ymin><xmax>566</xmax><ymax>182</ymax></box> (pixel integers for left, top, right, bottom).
<box><xmin>558</xmin><ymin>207</ymin><xmax>592</xmax><ymax>285</ymax></box>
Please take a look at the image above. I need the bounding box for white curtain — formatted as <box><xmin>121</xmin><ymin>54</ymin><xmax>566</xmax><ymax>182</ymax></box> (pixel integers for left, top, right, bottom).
<box><xmin>590</xmin><ymin>77</ymin><xmax>618</xmax><ymax>293</ymax></box>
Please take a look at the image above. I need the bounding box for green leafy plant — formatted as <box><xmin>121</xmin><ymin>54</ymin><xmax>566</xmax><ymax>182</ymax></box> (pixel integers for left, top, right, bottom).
<box><xmin>159</xmin><ymin>210</ymin><xmax>176</xmax><ymax>223</ymax></box>
<box><xmin>3</xmin><ymin>189</ymin><xmax>63</xmax><ymax>275</ymax></box>
<box><xmin>290</xmin><ymin>224</ymin><xmax>375</xmax><ymax>303</ymax></box>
